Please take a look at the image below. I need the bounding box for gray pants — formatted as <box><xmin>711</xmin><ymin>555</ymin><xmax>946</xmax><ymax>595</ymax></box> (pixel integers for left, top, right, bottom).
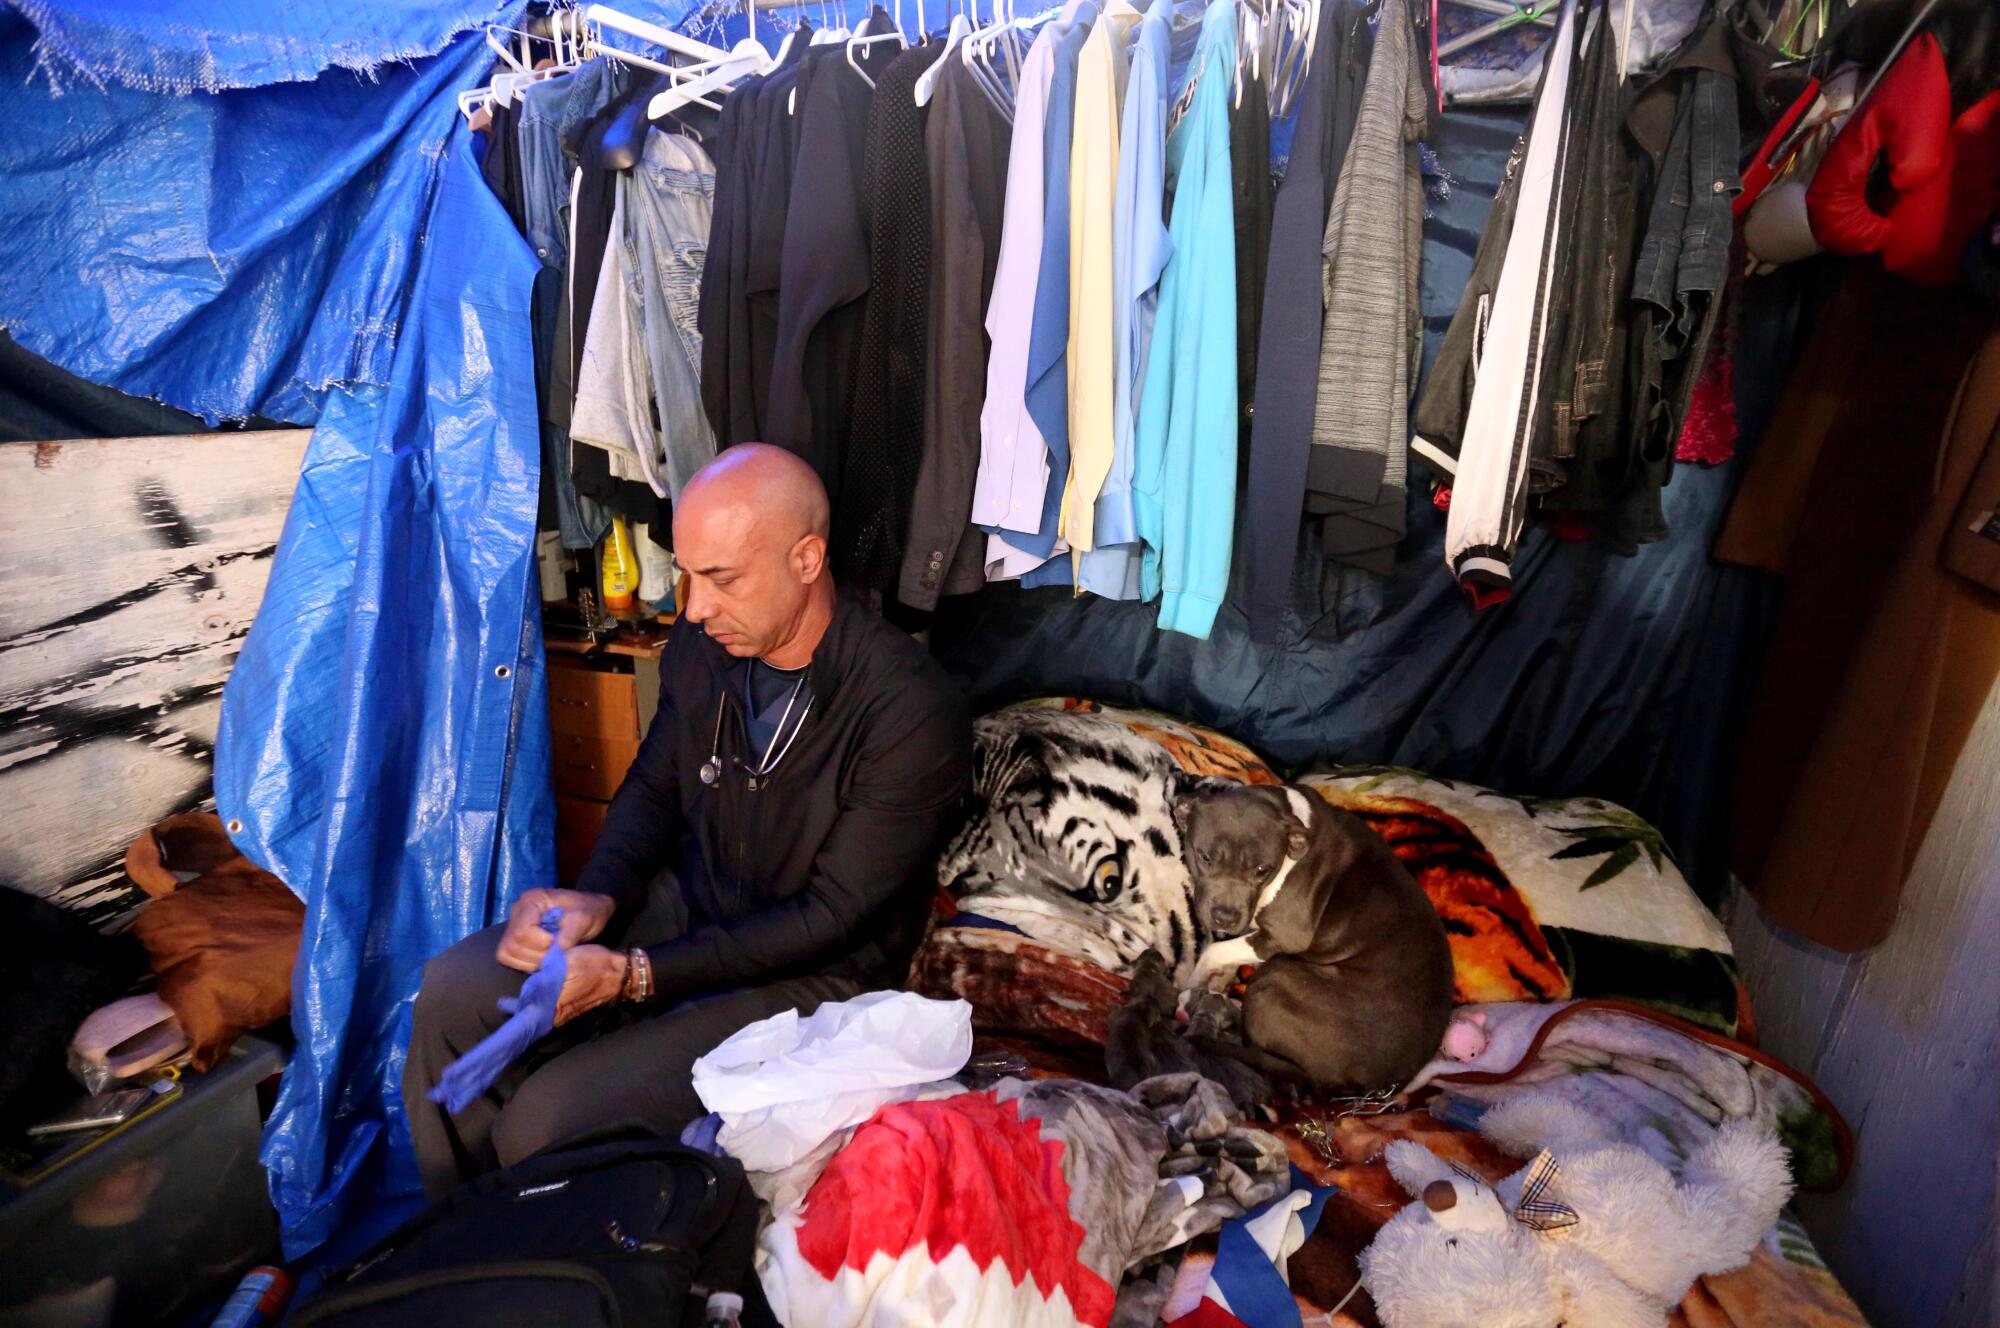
<box><xmin>402</xmin><ymin>911</ymin><xmax>861</xmax><ymax>1200</ymax></box>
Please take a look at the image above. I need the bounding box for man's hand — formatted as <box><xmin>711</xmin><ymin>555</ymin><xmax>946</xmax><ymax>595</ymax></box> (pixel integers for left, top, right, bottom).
<box><xmin>554</xmin><ymin>945</ymin><xmax>629</xmax><ymax>1026</ymax></box>
<box><xmin>495</xmin><ymin>888</ymin><xmax>618</xmax><ymax>973</ymax></box>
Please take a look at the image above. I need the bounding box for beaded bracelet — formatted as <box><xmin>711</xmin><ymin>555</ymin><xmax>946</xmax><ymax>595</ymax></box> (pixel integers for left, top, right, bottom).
<box><xmin>622</xmin><ymin>947</ymin><xmax>653</xmax><ymax>1003</ymax></box>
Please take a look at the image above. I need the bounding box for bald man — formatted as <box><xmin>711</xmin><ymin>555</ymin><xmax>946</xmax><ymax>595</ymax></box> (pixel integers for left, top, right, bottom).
<box><xmin>403</xmin><ymin>445</ymin><xmax>971</xmax><ymax>1196</ymax></box>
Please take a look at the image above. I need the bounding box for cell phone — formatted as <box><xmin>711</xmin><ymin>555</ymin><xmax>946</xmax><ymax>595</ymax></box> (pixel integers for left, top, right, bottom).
<box><xmin>26</xmin><ymin>1085</ymin><xmax>158</xmax><ymax>1138</ymax></box>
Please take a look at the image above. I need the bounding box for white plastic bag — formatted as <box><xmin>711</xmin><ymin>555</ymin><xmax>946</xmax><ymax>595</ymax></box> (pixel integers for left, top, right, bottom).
<box><xmin>692</xmin><ymin>991</ymin><xmax>973</xmax><ymax>1171</ymax></box>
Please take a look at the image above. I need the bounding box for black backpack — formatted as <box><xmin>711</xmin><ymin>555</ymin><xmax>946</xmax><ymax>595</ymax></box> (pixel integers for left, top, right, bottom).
<box><xmin>292</xmin><ymin>1131</ymin><xmax>773</xmax><ymax>1328</ymax></box>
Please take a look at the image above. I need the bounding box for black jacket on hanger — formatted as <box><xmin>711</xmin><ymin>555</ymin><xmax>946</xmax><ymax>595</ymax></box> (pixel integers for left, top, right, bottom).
<box><xmin>839</xmin><ymin>44</ymin><xmax>936</xmax><ymax>593</ymax></box>
<box><xmin>900</xmin><ymin>58</ymin><xmax>1011</xmax><ymax>612</ymax></box>
<box><xmin>765</xmin><ymin>44</ymin><xmax>877</xmax><ymax>497</ymax></box>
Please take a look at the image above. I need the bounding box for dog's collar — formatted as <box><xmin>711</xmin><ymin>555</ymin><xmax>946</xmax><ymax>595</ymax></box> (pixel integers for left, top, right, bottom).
<box><xmin>1253</xmin><ymin>853</ymin><xmax>1300</xmax><ymax>921</ymax></box>
<box><xmin>1249</xmin><ymin>788</ymin><xmax>1320</xmax><ymax>922</ymax></box>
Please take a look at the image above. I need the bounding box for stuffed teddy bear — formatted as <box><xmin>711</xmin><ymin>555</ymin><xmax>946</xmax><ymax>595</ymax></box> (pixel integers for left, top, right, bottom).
<box><xmin>1358</xmin><ymin>1093</ymin><xmax>1794</xmax><ymax>1328</ymax></box>
<box><xmin>1439</xmin><ymin>1010</ymin><xmax>1489</xmax><ymax>1062</ymax></box>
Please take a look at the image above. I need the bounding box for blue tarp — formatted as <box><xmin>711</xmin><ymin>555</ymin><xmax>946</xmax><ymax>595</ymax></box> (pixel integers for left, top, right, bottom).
<box><xmin>0</xmin><ymin>7</ymin><xmax>521</xmax><ymax>425</ymax></box>
<box><xmin>13</xmin><ymin>0</ymin><xmax>515</xmax><ymax>93</ymax></box>
<box><xmin>214</xmin><ymin>126</ymin><xmax>557</xmax><ymax>1252</ymax></box>
<box><xmin>4</xmin><ymin>0</ymin><xmax>517</xmax><ymax>1251</ymax></box>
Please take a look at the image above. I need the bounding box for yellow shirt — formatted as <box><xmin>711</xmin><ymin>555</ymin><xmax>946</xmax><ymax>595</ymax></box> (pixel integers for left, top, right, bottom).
<box><xmin>1061</xmin><ymin>0</ymin><xmax>1142</xmax><ymax>557</ymax></box>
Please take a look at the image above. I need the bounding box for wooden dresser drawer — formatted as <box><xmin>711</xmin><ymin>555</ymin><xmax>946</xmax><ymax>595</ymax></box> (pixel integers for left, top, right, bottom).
<box><xmin>555</xmin><ymin>793</ymin><xmax>610</xmax><ymax>871</ymax></box>
<box><xmin>555</xmin><ymin>794</ymin><xmax>609</xmax><ymax>887</ymax></box>
<box><xmin>555</xmin><ymin>792</ymin><xmax>610</xmax><ymax>838</ymax></box>
<box><xmin>547</xmin><ymin>662</ymin><xmax>639</xmax><ymax>738</ymax></box>
<box><xmin>550</xmin><ymin>731</ymin><xmax>641</xmax><ymax>801</ymax></box>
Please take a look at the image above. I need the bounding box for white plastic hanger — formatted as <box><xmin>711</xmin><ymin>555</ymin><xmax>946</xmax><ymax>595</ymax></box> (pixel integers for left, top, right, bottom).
<box><xmin>915</xmin><ymin>5</ymin><xmax>974</xmax><ymax>105</ymax></box>
<box><xmin>460</xmin><ymin>16</ymin><xmax>580</xmax><ymax>122</ymax></box>
<box><xmin>651</xmin><ymin>36</ymin><xmax>774</xmax><ymax>117</ymax></box>
<box><xmin>1268</xmin><ymin>0</ymin><xmax>1315</xmax><ymax>117</ymax></box>
<box><xmin>486</xmin><ymin>26</ymin><xmax>531</xmax><ymax>74</ymax></box>
<box><xmin>789</xmin><ymin>0</ymin><xmax>852</xmax><ymax>113</ymax></box>
<box><xmin>811</xmin><ymin>0</ymin><xmax>850</xmax><ymax>43</ymax></box>
<box><xmin>1234</xmin><ymin>0</ymin><xmax>1260</xmax><ymax>109</ymax></box>
<box><xmin>847</xmin><ymin>0</ymin><xmax>908</xmax><ymax>88</ymax></box>
<box><xmin>958</xmin><ymin>0</ymin><xmax>1010</xmax><ymax>111</ymax></box>
<box><xmin>771</xmin><ymin>13</ymin><xmax>808</xmax><ymax>65</ymax></box>
<box><xmin>962</xmin><ymin>0</ymin><xmax>1027</xmax><ymax>113</ymax></box>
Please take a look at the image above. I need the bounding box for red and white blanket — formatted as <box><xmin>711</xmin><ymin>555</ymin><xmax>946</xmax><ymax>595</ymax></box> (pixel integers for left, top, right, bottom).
<box><xmin>757</xmin><ymin>1075</ymin><xmax>1290</xmax><ymax>1327</ymax></box>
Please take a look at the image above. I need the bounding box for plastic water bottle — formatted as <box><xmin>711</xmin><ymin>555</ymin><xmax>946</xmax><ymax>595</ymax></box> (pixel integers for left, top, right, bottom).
<box><xmin>703</xmin><ymin>1291</ymin><xmax>745</xmax><ymax>1326</ymax></box>
<box><xmin>209</xmin><ymin>1267</ymin><xmax>293</xmax><ymax>1327</ymax></box>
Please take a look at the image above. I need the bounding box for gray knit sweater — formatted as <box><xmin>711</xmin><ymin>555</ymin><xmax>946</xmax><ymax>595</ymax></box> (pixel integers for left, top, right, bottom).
<box><xmin>1307</xmin><ymin>0</ymin><xmax>1427</xmax><ymax>572</ymax></box>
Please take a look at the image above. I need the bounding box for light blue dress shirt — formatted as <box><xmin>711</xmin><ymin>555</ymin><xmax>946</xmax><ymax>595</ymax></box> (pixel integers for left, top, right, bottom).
<box><xmin>1132</xmin><ymin>0</ymin><xmax>1237</xmax><ymax>639</ymax></box>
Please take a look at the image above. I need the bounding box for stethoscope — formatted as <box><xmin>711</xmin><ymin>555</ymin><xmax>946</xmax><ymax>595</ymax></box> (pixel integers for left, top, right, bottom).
<box><xmin>699</xmin><ymin>669</ymin><xmax>813</xmax><ymax>792</ymax></box>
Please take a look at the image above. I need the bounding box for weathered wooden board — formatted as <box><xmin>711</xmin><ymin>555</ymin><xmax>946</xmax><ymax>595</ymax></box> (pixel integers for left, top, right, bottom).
<box><xmin>1729</xmin><ymin>673</ymin><xmax>2000</xmax><ymax>1328</ymax></box>
<box><xmin>0</xmin><ymin>430</ymin><xmax>308</xmax><ymax>928</ymax></box>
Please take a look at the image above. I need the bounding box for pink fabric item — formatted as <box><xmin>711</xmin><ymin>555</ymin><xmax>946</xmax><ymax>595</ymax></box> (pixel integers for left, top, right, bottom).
<box><xmin>1677</xmin><ymin>341</ymin><xmax>1737</xmax><ymax>465</ymax></box>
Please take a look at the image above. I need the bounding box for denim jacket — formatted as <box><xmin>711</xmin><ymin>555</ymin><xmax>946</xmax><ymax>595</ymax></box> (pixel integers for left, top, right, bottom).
<box><xmin>1536</xmin><ymin>0</ymin><xmax>1647</xmax><ymax>527</ymax></box>
<box><xmin>1632</xmin><ymin>64</ymin><xmax>1739</xmax><ymax>451</ymax></box>
<box><xmin>626</xmin><ymin>131</ymin><xmax>719</xmax><ymax>504</ymax></box>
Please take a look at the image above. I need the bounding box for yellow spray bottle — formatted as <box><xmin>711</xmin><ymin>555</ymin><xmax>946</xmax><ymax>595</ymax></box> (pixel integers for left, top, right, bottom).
<box><xmin>601</xmin><ymin>517</ymin><xmax>639</xmax><ymax>613</ymax></box>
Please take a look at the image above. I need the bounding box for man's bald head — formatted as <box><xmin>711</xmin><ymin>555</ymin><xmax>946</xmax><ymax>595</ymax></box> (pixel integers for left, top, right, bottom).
<box><xmin>674</xmin><ymin>444</ymin><xmax>836</xmax><ymax>666</ymax></box>
<box><xmin>680</xmin><ymin>442</ymin><xmax>830</xmax><ymax>548</ymax></box>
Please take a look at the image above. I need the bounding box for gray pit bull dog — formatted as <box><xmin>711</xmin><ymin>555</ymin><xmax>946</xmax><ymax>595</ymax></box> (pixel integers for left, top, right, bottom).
<box><xmin>1175</xmin><ymin>783</ymin><xmax>1454</xmax><ymax>1093</ymax></box>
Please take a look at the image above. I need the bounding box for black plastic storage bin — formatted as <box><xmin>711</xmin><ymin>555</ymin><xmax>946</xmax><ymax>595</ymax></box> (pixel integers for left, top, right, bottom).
<box><xmin>0</xmin><ymin>1035</ymin><xmax>284</xmax><ymax>1327</ymax></box>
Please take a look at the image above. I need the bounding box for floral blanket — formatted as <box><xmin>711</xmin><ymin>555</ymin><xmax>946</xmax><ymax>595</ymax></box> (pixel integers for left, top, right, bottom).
<box><xmin>1302</xmin><ymin>770</ymin><xmax>1745</xmax><ymax>1033</ymax></box>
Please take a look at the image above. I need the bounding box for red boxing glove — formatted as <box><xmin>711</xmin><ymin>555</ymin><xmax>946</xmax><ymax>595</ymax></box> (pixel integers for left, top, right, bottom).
<box><xmin>1808</xmin><ymin>34</ymin><xmax>2000</xmax><ymax>286</ymax></box>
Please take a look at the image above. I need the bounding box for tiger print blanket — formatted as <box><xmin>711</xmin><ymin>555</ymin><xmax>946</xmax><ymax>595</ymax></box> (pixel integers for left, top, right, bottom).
<box><xmin>933</xmin><ymin>706</ymin><xmax>1267</xmax><ymax>983</ymax></box>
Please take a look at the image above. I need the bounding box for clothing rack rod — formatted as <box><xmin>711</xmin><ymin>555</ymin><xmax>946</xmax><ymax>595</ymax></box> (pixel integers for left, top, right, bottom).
<box><xmin>584</xmin><ymin>4</ymin><xmax>732</xmax><ymax>59</ymax></box>
<box><xmin>731</xmin><ymin>0</ymin><xmax>871</xmax><ymax>10</ymax></box>
<box><xmin>1442</xmin><ymin>0</ymin><xmax>1556</xmax><ymax>27</ymax></box>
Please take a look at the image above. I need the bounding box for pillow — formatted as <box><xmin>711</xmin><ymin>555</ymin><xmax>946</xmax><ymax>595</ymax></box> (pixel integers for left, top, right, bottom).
<box><xmin>1301</xmin><ymin>769</ymin><xmax>1743</xmax><ymax>1033</ymax></box>
<box><xmin>127</xmin><ymin>813</ymin><xmax>303</xmax><ymax>1070</ymax></box>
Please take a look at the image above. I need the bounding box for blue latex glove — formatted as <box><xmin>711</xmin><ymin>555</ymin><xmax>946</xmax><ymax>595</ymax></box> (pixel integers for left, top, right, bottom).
<box><xmin>428</xmin><ymin>908</ymin><xmax>567</xmax><ymax>1115</ymax></box>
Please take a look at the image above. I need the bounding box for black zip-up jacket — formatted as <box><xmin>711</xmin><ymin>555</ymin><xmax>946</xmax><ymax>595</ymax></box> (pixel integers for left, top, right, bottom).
<box><xmin>575</xmin><ymin>599</ymin><xmax>972</xmax><ymax>995</ymax></box>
